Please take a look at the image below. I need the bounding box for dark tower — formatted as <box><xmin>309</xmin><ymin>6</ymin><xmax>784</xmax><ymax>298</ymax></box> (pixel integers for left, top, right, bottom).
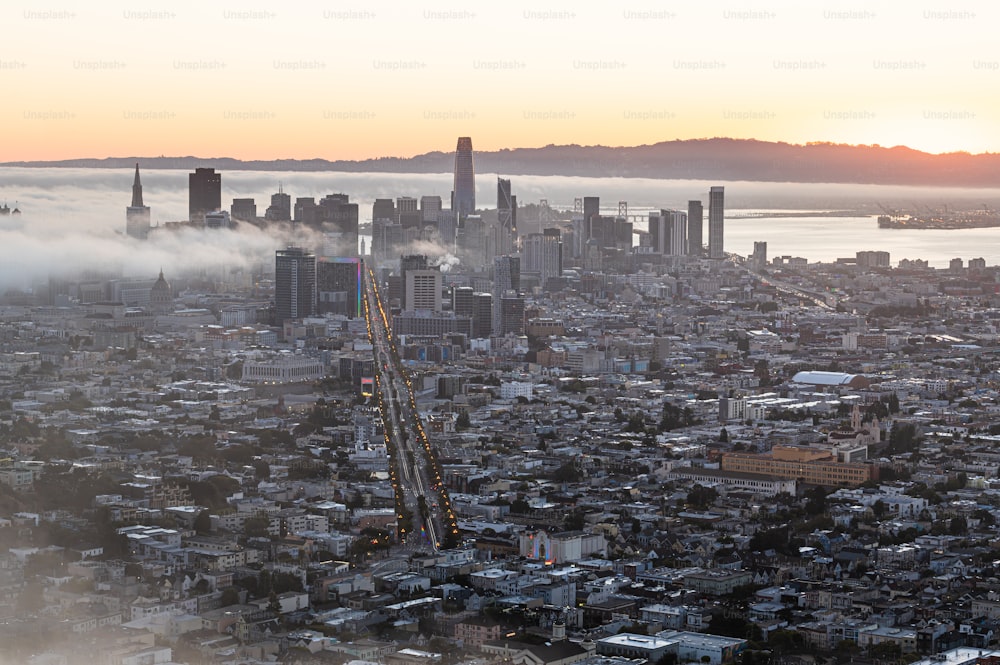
<box><xmin>275</xmin><ymin>247</ymin><xmax>316</xmax><ymax>325</ymax></box>
<box><xmin>708</xmin><ymin>186</ymin><xmax>725</xmax><ymax>259</ymax></box>
<box><xmin>451</xmin><ymin>137</ymin><xmax>475</xmax><ymax>219</ymax></box>
<box><xmin>189</xmin><ymin>167</ymin><xmax>222</xmax><ymax>223</ymax></box>
<box><xmin>687</xmin><ymin>200</ymin><xmax>704</xmax><ymax>256</ymax></box>
<box><xmin>126</xmin><ymin>163</ymin><xmax>151</xmax><ymax>240</ymax></box>
<box><xmin>265</xmin><ymin>184</ymin><xmax>291</xmax><ymax>222</ymax></box>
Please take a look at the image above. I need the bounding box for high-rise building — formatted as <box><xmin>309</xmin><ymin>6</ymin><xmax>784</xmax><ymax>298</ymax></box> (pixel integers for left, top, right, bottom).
<box><xmin>399</xmin><ymin>254</ymin><xmax>429</xmax><ymax>309</ymax></box>
<box><xmin>125</xmin><ymin>163</ymin><xmax>151</xmax><ymax>240</ymax></box>
<box><xmin>204</xmin><ymin>210</ymin><xmax>232</xmax><ymax>229</ymax></box>
<box><xmin>420</xmin><ymin>196</ymin><xmax>442</xmax><ymax>224</ymax></box>
<box><xmin>405</xmin><ymin>269</ymin><xmax>443</xmax><ymax>312</ymax></box>
<box><xmin>495</xmin><ymin>177</ymin><xmax>517</xmax><ymax>259</ymax></box>
<box><xmin>265</xmin><ymin>185</ymin><xmax>291</xmax><ymax>222</ymax></box>
<box><xmin>708</xmin><ymin>186</ymin><xmax>725</xmax><ymax>259</ymax></box>
<box><xmin>189</xmin><ymin>167</ymin><xmax>221</xmax><ymax>223</ymax></box>
<box><xmin>317</xmin><ymin>256</ymin><xmax>363</xmax><ymax>318</ymax></box>
<box><xmin>318</xmin><ymin>194</ymin><xmax>359</xmax><ymax>255</ymax></box>
<box><xmin>583</xmin><ymin>196</ymin><xmax>600</xmax><ymax>242</ymax></box>
<box><xmin>687</xmin><ymin>200</ymin><xmax>703</xmax><ymax>256</ymax></box>
<box><xmin>522</xmin><ymin>228</ymin><xmax>562</xmax><ymax>285</ymax></box>
<box><xmin>472</xmin><ymin>292</ymin><xmax>492</xmax><ymax>338</ymax></box>
<box><xmin>231</xmin><ymin>198</ymin><xmax>256</xmax><ymax>221</ymax></box>
<box><xmin>451</xmin><ymin>137</ymin><xmax>475</xmax><ymax>219</ymax></box>
<box><xmin>499</xmin><ymin>294</ymin><xmax>525</xmax><ymax>336</ymax></box>
<box><xmin>372</xmin><ymin>198</ymin><xmax>396</xmax><ymax>223</ymax></box>
<box><xmin>752</xmin><ymin>241</ymin><xmax>768</xmax><ymax>270</ymax></box>
<box><xmin>397</xmin><ymin>196</ymin><xmax>421</xmax><ymax>229</ymax></box>
<box><xmin>275</xmin><ymin>247</ymin><xmax>316</xmax><ymax>324</ymax></box>
<box><xmin>492</xmin><ymin>255</ymin><xmax>520</xmax><ymax>336</ymax></box>
<box><xmin>649</xmin><ymin>209</ymin><xmax>687</xmax><ymax>256</ymax></box>
<box><xmin>451</xmin><ymin>286</ymin><xmax>474</xmax><ymax>317</ymax></box>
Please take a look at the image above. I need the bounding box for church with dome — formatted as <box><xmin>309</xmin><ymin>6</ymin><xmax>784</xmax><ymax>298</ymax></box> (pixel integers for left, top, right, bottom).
<box><xmin>149</xmin><ymin>270</ymin><xmax>173</xmax><ymax>314</ymax></box>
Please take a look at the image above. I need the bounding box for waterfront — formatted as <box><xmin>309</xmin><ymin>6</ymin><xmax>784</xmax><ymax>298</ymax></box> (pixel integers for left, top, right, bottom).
<box><xmin>3</xmin><ymin>167</ymin><xmax>1000</xmax><ymax>268</ymax></box>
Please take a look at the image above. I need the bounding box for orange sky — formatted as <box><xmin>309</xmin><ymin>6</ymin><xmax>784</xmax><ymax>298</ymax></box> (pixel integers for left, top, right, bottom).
<box><xmin>3</xmin><ymin>1</ymin><xmax>998</xmax><ymax>160</ymax></box>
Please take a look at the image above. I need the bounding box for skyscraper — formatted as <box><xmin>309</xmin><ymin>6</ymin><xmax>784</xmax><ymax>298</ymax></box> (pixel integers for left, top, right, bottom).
<box><xmin>317</xmin><ymin>256</ymin><xmax>363</xmax><ymax>318</ymax></box>
<box><xmin>522</xmin><ymin>228</ymin><xmax>562</xmax><ymax>285</ymax></box>
<box><xmin>275</xmin><ymin>247</ymin><xmax>316</xmax><ymax>325</ymax></box>
<box><xmin>265</xmin><ymin>185</ymin><xmax>291</xmax><ymax>222</ymax></box>
<box><xmin>451</xmin><ymin>137</ymin><xmax>475</xmax><ymax>219</ymax></box>
<box><xmin>405</xmin><ymin>269</ymin><xmax>443</xmax><ymax>312</ymax></box>
<box><xmin>708</xmin><ymin>186</ymin><xmax>725</xmax><ymax>259</ymax></box>
<box><xmin>687</xmin><ymin>200</ymin><xmax>703</xmax><ymax>256</ymax></box>
<box><xmin>397</xmin><ymin>196</ymin><xmax>420</xmax><ymax>228</ymax></box>
<box><xmin>751</xmin><ymin>241</ymin><xmax>768</xmax><ymax>270</ymax></box>
<box><xmin>583</xmin><ymin>196</ymin><xmax>600</xmax><ymax>241</ymax></box>
<box><xmin>649</xmin><ymin>210</ymin><xmax>685</xmax><ymax>255</ymax></box>
<box><xmin>399</xmin><ymin>254</ymin><xmax>429</xmax><ymax>310</ymax></box>
<box><xmin>492</xmin><ymin>255</ymin><xmax>520</xmax><ymax>336</ymax></box>
<box><xmin>189</xmin><ymin>167</ymin><xmax>221</xmax><ymax>223</ymax></box>
<box><xmin>231</xmin><ymin>198</ymin><xmax>256</xmax><ymax>221</ymax></box>
<box><xmin>495</xmin><ymin>177</ymin><xmax>517</xmax><ymax>259</ymax></box>
<box><xmin>125</xmin><ymin>163</ymin><xmax>151</xmax><ymax>240</ymax></box>
<box><xmin>420</xmin><ymin>196</ymin><xmax>442</xmax><ymax>224</ymax></box>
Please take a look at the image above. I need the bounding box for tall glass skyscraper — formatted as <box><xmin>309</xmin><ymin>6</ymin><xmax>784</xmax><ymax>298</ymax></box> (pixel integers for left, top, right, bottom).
<box><xmin>708</xmin><ymin>186</ymin><xmax>725</xmax><ymax>259</ymax></box>
<box><xmin>275</xmin><ymin>247</ymin><xmax>316</xmax><ymax>325</ymax></box>
<box><xmin>451</xmin><ymin>137</ymin><xmax>475</xmax><ymax>219</ymax></box>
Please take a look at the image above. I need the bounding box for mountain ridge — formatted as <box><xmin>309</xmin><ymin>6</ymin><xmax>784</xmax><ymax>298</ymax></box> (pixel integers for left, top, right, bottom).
<box><xmin>4</xmin><ymin>138</ymin><xmax>1000</xmax><ymax>187</ymax></box>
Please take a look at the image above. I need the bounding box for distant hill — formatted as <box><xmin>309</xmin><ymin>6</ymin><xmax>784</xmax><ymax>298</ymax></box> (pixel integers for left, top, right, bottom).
<box><xmin>5</xmin><ymin>138</ymin><xmax>1000</xmax><ymax>187</ymax></box>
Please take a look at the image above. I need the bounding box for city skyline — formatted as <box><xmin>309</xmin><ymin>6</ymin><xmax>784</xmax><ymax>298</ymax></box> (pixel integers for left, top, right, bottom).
<box><xmin>2</xmin><ymin>1</ymin><xmax>998</xmax><ymax>161</ymax></box>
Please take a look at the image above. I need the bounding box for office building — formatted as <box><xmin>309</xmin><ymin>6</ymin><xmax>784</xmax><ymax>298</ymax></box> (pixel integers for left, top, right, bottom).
<box><xmin>708</xmin><ymin>186</ymin><xmax>725</xmax><ymax>259</ymax></box>
<box><xmin>372</xmin><ymin>198</ymin><xmax>396</xmax><ymax>223</ymax></box>
<box><xmin>231</xmin><ymin>198</ymin><xmax>256</xmax><ymax>222</ymax></box>
<box><xmin>492</xmin><ymin>255</ymin><xmax>520</xmax><ymax>336</ymax></box>
<box><xmin>275</xmin><ymin>247</ymin><xmax>316</xmax><ymax>325</ymax></box>
<box><xmin>319</xmin><ymin>194</ymin><xmax>360</xmax><ymax>255</ymax></box>
<box><xmin>751</xmin><ymin>241</ymin><xmax>768</xmax><ymax>270</ymax></box>
<box><xmin>405</xmin><ymin>269</ymin><xmax>443</xmax><ymax>312</ymax></box>
<box><xmin>451</xmin><ymin>137</ymin><xmax>475</xmax><ymax>219</ymax></box>
<box><xmin>472</xmin><ymin>292</ymin><xmax>492</xmax><ymax>338</ymax></box>
<box><xmin>856</xmin><ymin>250</ymin><xmax>890</xmax><ymax>270</ymax></box>
<box><xmin>499</xmin><ymin>294</ymin><xmax>525</xmax><ymax>336</ymax></box>
<box><xmin>317</xmin><ymin>256</ymin><xmax>363</xmax><ymax>318</ymax></box>
<box><xmin>420</xmin><ymin>196</ymin><xmax>442</xmax><ymax>224</ymax></box>
<box><xmin>688</xmin><ymin>200</ymin><xmax>703</xmax><ymax>255</ymax></box>
<box><xmin>125</xmin><ymin>163</ymin><xmax>151</xmax><ymax>240</ymax></box>
<box><xmin>649</xmin><ymin>209</ymin><xmax>687</xmax><ymax>256</ymax></box>
<box><xmin>189</xmin><ymin>167</ymin><xmax>221</xmax><ymax>223</ymax></box>
<box><xmin>204</xmin><ymin>210</ymin><xmax>232</xmax><ymax>229</ymax></box>
<box><xmin>451</xmin><ymin>286</ymin><xmax>474</xmax><ymax>317</ymax></box>
<box><xmin>397</xmin><ymin>196</ymin><xmax>420</xmax><ymax>228</ymax></box>
<box><xmin>495</xmin><ymin>177</ymin><xmax>517</xmax><ymax>259</ymax></box>
<box><xmin>265</xmin><ymin>185</ymin><xmax>291</xmax><ymax>222</ymax></box>
<box><xmin>521</xmin><ymin>228</ymin><xmax>562</xmax><ymax>285</ymax></box>
<box><xmin>399</xmin><ymin>254</ymin><xmax>429</xmax><ymax>310</ymax></box>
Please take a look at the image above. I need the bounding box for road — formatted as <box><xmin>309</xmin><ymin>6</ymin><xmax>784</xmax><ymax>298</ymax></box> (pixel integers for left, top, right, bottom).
<box><xmin>363</xmin><ymin>268</ymin><xmax>458</xmax><ymax>551</ymax></box>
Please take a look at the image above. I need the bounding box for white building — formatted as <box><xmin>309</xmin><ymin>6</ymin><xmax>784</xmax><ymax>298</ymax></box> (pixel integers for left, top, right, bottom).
<box><xmin>500</xmin><ymin>381</ymin><xmax>533</xmax><ymax>400</ymax></box>
<box><xmin>241</xmin><ymin>354</ymin><xmax>325</xmax><ymax>384</ymax></box>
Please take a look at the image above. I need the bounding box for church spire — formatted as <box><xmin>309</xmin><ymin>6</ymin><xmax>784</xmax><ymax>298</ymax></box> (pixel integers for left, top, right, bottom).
<box><xmin>131</xmin><ymin>163</ymin><xmax>144</xmax><ymax>207</ymax></box>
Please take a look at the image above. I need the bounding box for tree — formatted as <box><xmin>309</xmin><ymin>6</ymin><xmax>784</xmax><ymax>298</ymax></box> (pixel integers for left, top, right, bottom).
<box><xmin>719</xmin><ymin>427</ymin><xmax>729</xmax><ymax>443</ymax></box>
<box><xmin>193</xmin><ymin>510</ymin><xmax>212</xmax><ymax>535</ymax></box>
<box><xmin>804</xmin><ymin>486</ymin><xmax>827</xmax><ymax>516</ymax></box>
<box><xmin>687</xmin><ymin>484</ymin><xmax>718</xmax><ymax>509</ymax></box>
<box><xmin>456</xmin><ymin>412</ymin><xmax>471</xmax><ymax>431</ymax></box>
<box><xmin>949</xmin><ymin>516</ymin><xmax>968</xmax><ymax>536</ymax></box>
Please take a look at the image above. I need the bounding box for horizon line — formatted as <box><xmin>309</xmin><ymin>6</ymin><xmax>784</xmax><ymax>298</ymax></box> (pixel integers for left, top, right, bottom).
<box><xmin>3</xmin><ymin>137</ymin><xmax>999</xmax><ymax>165</ymax></box>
